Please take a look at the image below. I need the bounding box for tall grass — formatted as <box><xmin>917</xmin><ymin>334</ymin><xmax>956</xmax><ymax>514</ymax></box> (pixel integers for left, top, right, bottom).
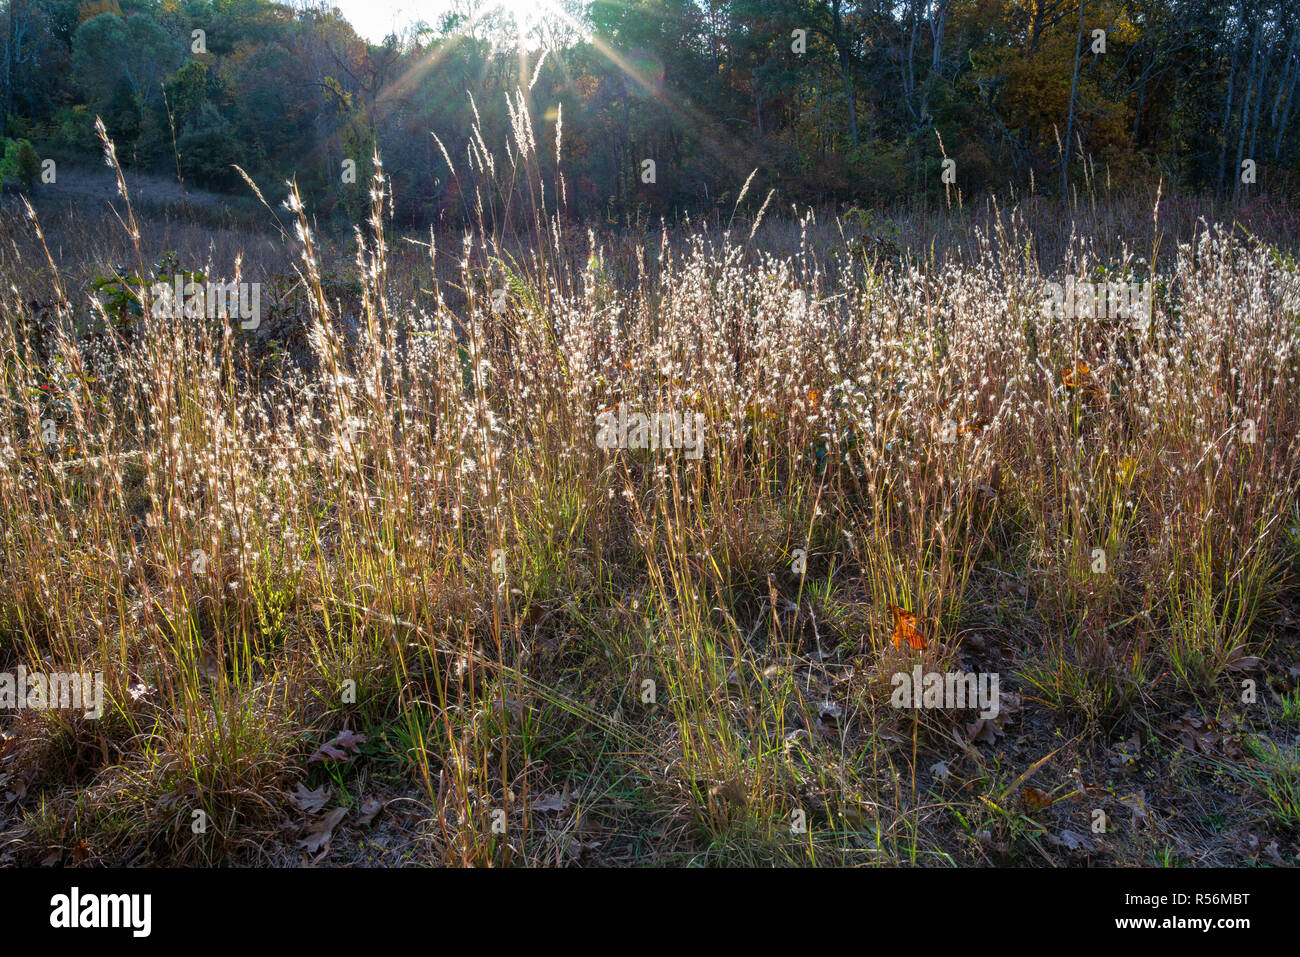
<box><xmin>1</xmin><ymin>101</ymin><xmax>1298</xmax><ymax>865</ymax></box>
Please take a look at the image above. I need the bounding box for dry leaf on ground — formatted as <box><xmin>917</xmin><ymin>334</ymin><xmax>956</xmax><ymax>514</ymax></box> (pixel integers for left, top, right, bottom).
<box><xmin>356</xmin><ymin>797</ymin><xmax>386</xmax><ymax>826</ymax></box>
<box><xmin>532</xmin><ymin>791</ymin><xmax>570</xmax><ymax>813</ymax></box>
<box><xmin>290</xmin><ymin>783</ymin><xmax>331</xmax><ymax>815</ymax></box>
<box><xmin>298</xmin><ymin>806</ymin><xmax>347</xmax><ymax>854</ymax></box>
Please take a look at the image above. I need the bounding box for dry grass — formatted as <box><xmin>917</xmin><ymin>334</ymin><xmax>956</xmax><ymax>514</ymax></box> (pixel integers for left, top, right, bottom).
<box><xmin>0</xmin><ymin>107</ymin><xmax>1298</xmax><ymax>867</ymax></box>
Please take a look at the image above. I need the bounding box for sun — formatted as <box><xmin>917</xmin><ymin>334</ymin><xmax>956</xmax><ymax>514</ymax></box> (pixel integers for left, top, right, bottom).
<box><xmin>487</xmin><ymin>0</ymin><xmax>569</xmax><ymax>37</ymax></box>
<box><xmin>475</xmin><ymin>0</ymin><xmax>591</xmax><ymax>51</ymax></box>
<box><xmin>328</xmin><ymin>0</ymin><xmax>574</xmax><ymax>45</ymax></box>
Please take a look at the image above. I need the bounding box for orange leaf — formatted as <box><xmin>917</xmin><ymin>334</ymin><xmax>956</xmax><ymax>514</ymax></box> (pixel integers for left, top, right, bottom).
<box><xmin>1062</xmin><ymin>361</ymin><xmax>1091</xmax><ymax>389</ymax></box>
<box><xmin>889</xmin><ymin>603</ymin><xmax>927</xmax><ymax>650</ymax></box>
<box><xmin>1063</xmin><ymin>361</ymin><xmax>1107</xmax><ymax>401</ymax></box>
<box><xmin>1023</xmin><ymin>786</ymin><xmax>1052</xmax><ymax>810</ymax></box>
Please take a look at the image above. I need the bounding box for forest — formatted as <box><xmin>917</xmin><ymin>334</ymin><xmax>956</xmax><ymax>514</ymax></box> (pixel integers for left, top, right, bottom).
<box><xmin>2</xmin><ymin>0</ymin><xmax>1297</xmax><ymax>223</ymax></box>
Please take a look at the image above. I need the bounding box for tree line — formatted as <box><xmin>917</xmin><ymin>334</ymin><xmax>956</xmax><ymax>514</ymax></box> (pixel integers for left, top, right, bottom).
<box><xmin>2</xmin><ymin>0</ymin><xmax>1296</xmax><ymax>226</ymax></box>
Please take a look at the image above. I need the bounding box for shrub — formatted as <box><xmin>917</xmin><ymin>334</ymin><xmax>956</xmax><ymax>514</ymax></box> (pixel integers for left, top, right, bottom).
<box><xmin>0</xmin><ymin>138</ymin><xmax>42</xmax><ymax>190</ymax></box>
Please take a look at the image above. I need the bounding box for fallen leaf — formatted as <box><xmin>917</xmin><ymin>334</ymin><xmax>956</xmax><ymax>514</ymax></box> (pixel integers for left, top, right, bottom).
<box><xmin>888</xmin><ymin>603</ymin><xmax>927</xmax><ymax>650</ymax></box>
<box><xmin>356</xmin><ymin>797</ymin><xmax>386</xmax><ymax>826</ymax></box>
<box><xmin>532</xmin><ymin>791</ymin><xmax>571</xmax><ymax>813</ymax></box>
<box><xmin>930</xmin><ymin>760</ymin><xmax>950</xmax><ymax>782</ymax></box>
<box><xmin>1023</xmin><ymin>786</ymin><xmax>1052</xmax><ymax>810</ymax></box>
<box><xmin>1172</xmin><ymin>713</ymin><xmax>1219</xmax><ymax>754</ymax></box>
<box><xmin>559</xmin><ymin>833</ymin><xmax>599</xmax><ymax>861</ymax></box>
<box><xmin>333</xmin><ymin>729</ymin><xmax>368</xmax><ymax>753</ymax></box>
<box><xmin>309</xmin><ymin>729</ymin><xmax>369</xmax><ymax>763</ymax></box>
<box><xmin>966</xmin><ymin>718</ymin><xmax>1003</xmax><ymax>745</ymax></box>
<box><xmin>1053</xmin><ymin>829</ymin><xmax>1095</xmax><ymax>852</ymax></box>
<box><xmin>1062</xmin><ymin>361</ymin><xmax>1103</xmax><ymax>396</ymax></box>
<box><xmin>308</xmin><ymin>742</ymin><xmax>346</xmax><ymax>763</ymax></box>
<box><xmin>290</xmin><ymin>783</ymin><xmax>330</xmax><ymax>815</ymax></box>
<box><xmin>297</xmin><ymin>806</ymin><xmax>347</xmax><ymax>854</ymax></box>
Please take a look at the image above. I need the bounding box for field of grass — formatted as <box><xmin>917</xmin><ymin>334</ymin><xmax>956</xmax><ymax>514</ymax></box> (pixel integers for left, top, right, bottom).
<box><xmin>1</xmin><ymin>118</ymin><xmax>1299</xmax><ymax>867</ymax></box>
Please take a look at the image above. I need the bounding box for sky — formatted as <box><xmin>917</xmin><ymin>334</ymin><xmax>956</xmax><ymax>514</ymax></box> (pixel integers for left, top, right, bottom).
<box><xmin>324</xmin><ymin>0</ymin><xmax>559</xmax><ymax>43</ymax></box>
<box><xmin>327</xmin><ymin>0</ymin><xmax>435</xmax><ymax>42</ymax></box>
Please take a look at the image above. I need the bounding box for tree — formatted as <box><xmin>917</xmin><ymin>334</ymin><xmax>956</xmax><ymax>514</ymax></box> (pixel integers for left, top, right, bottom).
<box><xmin>177</xmin><ymin>101</ymin><xmax>239</xmax><ymax>188</ymax></box>
<box><xmin>0</xmin><ymin>135</ymin><xmax>39</xmax><ymax>187</ymax></box>
<box><xmin>71</xmin><ymin>11</ymin><xmax>179</xmax><ymax>121</ymax></box>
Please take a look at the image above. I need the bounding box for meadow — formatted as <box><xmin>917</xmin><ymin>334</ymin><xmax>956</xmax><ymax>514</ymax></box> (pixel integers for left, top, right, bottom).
<box><xmin>1</xmin><ymin>115</ymin><xmax>1298</xmax><ymax>867</ymax></box>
